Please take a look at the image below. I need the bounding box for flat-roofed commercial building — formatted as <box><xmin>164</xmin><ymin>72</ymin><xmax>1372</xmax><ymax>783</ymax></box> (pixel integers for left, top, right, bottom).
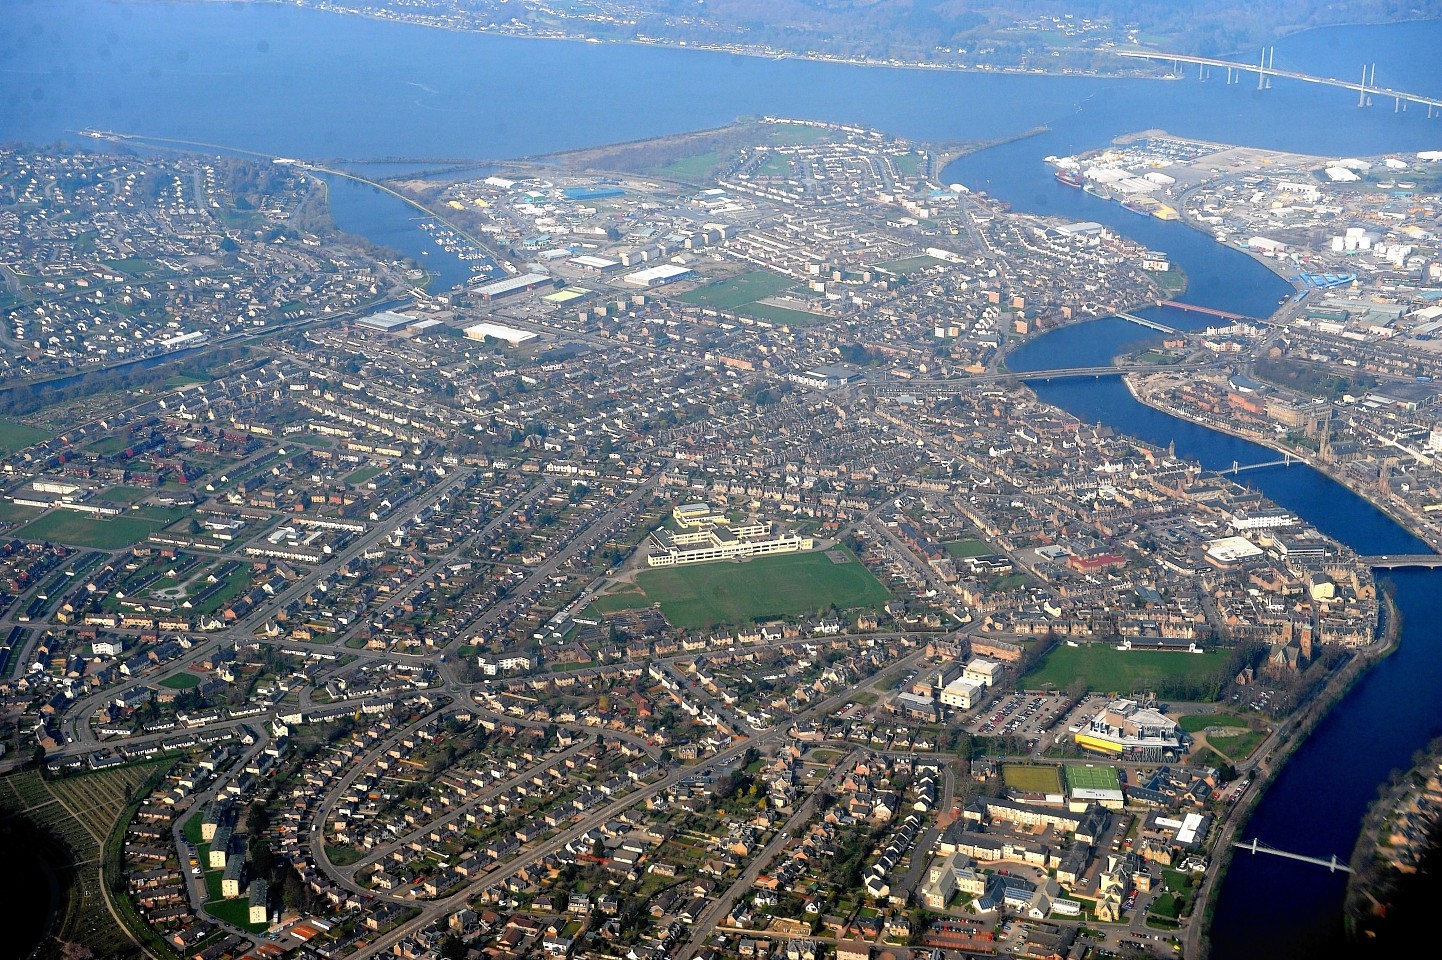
<box><xmin>464</xmin><ymin>322</ymin><xmax>538</xmax><ymax>345</ymax></box>
<box><xmin>473</xmin><ymin>273</ymin><xmax>552</xmax><ymax>300</ymax></box>
<box><xmin>623</xmin><ymin>264</ymin><xmax>694</xmax><ymax>287</ymax></box>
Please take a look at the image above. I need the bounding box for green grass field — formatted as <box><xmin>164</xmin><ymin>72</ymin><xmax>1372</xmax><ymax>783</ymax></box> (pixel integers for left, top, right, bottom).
<box><xmin>204</xmin><ymin>897</ymin><xmax>269</xmax><ymax>933</ymax></box>
<box><xmin>0</xmin><ymin>419</ymin><xmax>50</xmax><ymax>454</ymax></box>
<box><xmin>944</xmin><ymin>539</ymin><xmax>992</xmax><ymax>558</ymax></box>
<box><xmin>1208</xmin><ymin>730</ymin><xmax>1267</xmax><ymax>761</ymax></box>
<box><xmin>1002</xmin><ymin>764</ymin><xmax>1063</xmax><ymax>794</ymax></box>
<box><xmin>345</xmin><ymin>464</ymin><xmax>387</xmax><ymax>485</ymax></box>
<box><xmin>632</xmin><ymin>548</ymin><xmax>890</xmax><ymax>630</ymax></box>
<box><xmin>159</xmin><ymin>672</ymin><xmax>203</xmax><ymax>690</ymax></box>
<box><xmin>677</xmin><ymin>270</ymin><xmax>794</xmax><ymax>310</ymax></box>
<box><xmin>0</xmin><ymin>500</ymin><xmax>42</xmax><ymax>523</ymax></box>
<box><xmin>1025</xmin><ymin>644</ymin><xmax>1229</xmax><ymax>694</ymax></box>
<box><xmin>1177</xmin><ymin>713</ymin><xmax>1250</xmax><ymax>733</ymax></box>
<box><xmin>102</xmin><ymin>486</ymin><xmax>155</xmax><ymax>505</ymax></box>
<box><xmin>16</xmin><ymin>510</ymin><xmax>172</xmax><ymax>549</ymax></box>
<box><xmin>892</xmin><ymin>152</ymin><xmax>924</xmax><ymax>177</ymax></box>
<box><xmin>588</xmin><ymin>590</ymin><xmax>650</xmax><ymax>616</ymax></box>
<box><xmin>1065</xmin><ymin>764</ymin><xmax>1122</xmax><ymax>793</ymax></box>
<box><xmin>738</xmin><ymin>302</ymin><xmax>828</xmax><ymax>327</ymax></box>
<box><xmin>653</xmin><ymin>150</ymin><xmax>725</xmax><ymax>182</ymax></box>
<box><xmin>757</xmin><ymin>153</ymin><xmax>795</xmax><ymax>177</ymax></box>
<box><xmin>876</xmin><ymin>254</ymin><xmax>947</xmax><ymax>273</ymax></box>
<box><xmin>86</xmin><ymin>435</ymin><xmax>134</xmax><ymax>455</ymax></box>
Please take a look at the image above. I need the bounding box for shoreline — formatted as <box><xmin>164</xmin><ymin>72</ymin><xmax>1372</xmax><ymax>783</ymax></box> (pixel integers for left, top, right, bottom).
<box><xmin>210</xmin><ymin>0</ymin><xmax>1442</xmax><ymax>86</ymax></box>
<box><xmin>1122</xmin><ymin>374</ymin><xmax>1441</xmax><ymax>553</ymax></box>
<box><xmin>1191</xmin><ymin>585</ymin><xmax>1403</xmax><ymax>959</ymax></box>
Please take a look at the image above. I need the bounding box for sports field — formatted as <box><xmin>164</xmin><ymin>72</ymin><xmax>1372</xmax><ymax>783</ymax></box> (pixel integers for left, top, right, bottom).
<box><xmin>631</xmin><ymin>548</ymin><xmax>890</xmax><ymax>630</ymax></box>
<box><xmin>678</xmin><ymin>270</ymin><xmax>794</xmax><ymax>310</ymax></box>
<box><xmin>1002</xmin><ymin>764</ymin><xmax>1062</xmax><ymax>794</ymax></box>
<box><xmin>1065</xmin><ymin>764</ymin><xmax>1122</xmax><ymax>793</ymax></box>
<box><xmin>944</xmin><ymin>539</ymin><xmax>991</xmax><ymax>558</ymax></box>
<box><xmin>16</xmin><ymin>509</ymin><xmax>179</xmax><ymax>549</ymax></box>
<box><xmin>1025</xmin><ymin>644</ymin><xmax>1228</xmax><ymax>694</ymax></box>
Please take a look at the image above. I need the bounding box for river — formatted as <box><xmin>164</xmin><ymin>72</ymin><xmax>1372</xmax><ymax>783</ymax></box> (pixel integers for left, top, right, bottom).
<box><xmin>4</xmin><ymin>3</ymin><xmax>1442</xmax><ymax>957</ymax></box>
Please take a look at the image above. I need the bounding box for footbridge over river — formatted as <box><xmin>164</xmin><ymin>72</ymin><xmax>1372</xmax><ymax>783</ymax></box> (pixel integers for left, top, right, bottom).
<box><xmin>1235</xmin><ymin>838</ymin><xmax>1352</xmax><ymax>873</ymax></box>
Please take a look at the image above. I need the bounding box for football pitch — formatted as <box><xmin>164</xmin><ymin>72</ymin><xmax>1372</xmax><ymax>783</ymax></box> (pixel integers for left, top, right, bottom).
<box><xmin>1065</xmin><ymin>764</ymin><xmax>1122</xmax><ymax>793</ymax></box>
<box><xmin>630</xmin><ymin>548</ymin><xmax>890</xmax><ymax>630</ymax></box>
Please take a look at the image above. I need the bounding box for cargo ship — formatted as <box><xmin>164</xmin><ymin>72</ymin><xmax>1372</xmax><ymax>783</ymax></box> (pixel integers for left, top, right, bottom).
<box><xmin>1055</xmin><ymin>169</ymin><xmax>1084</xmax><ymax>188</ymax></box>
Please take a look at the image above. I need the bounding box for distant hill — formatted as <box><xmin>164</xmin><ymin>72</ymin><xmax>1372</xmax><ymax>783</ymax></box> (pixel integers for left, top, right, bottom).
<box><xmin>299</xmin><ymin>0</ymin><xmax>1442</xmax><ymax>70</ymax></box>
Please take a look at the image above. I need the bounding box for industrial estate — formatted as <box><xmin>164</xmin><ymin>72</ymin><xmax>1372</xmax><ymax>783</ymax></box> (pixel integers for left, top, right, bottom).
<box><xmin>0</xmin><ymin>100</ymin><xmax>1439</xmax><ymax>960</ymax></box>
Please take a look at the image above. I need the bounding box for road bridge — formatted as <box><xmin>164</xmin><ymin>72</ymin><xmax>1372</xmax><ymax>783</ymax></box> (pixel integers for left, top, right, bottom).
<box><xmin>1117</xmin><ymin>311</ymin><xmax>1181</xmax><ymax>335</ymax></box>
<box><xmin>1157</xmin><ymin>300</ymin><xmax>1265</xmax><ymax>323</ymax></box>
<box><xmin>1116</xmin><ymin>50</ymin><xmax>1442</xmax><ymax>114</ymax></box>
<box><xmin>1362</xmin><ymin>554</ymin><xmax>1442</xmax><ymax>569</ymax></box>
<box><xmin>869</xmin><ymin>362</ymin><xmax>1213</xmax><ymax>395</ymax></box>
<box><xmin>1235</xmin><ymin>838</ymin><xmax>1351</xmax><ymax>872</ymax></box>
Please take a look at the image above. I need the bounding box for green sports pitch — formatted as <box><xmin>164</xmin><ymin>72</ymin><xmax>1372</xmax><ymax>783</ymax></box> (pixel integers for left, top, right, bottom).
<box><xmin>1002</xmin><ymin>764</ymin><xmax>1063</xmax><ymax>794</ymax></box>
<box><xmin>1065</xmin><ymin>764</ymin><xmax>1122</xmax><ymax>793</ymax></box>
<box><xmin>630</xmin><ymin>548</ymin><xmax>890</xmax><ymax>630</ymax></box>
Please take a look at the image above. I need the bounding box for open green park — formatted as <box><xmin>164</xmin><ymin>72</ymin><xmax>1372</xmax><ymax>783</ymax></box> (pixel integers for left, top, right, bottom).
<box><xmin>1025</xmin><ymin>644</ymin><xmax>1230</xmax><ymax>696</ymax></box>
<box><xmin>595</xmin><ymin>548</ymin><xmax>890</xmax><ymax>630</ymax></box>
<box><xmin>1176</xmin><ymin>712</ymin><xmax>1251</xmax><ymax>734</ymax></box>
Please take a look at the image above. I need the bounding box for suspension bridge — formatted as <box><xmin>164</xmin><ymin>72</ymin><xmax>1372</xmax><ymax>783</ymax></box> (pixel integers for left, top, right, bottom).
<box><xmin>1219</xmin><ymin>454</ymin><xmax>1306</xmax><ymax>475</ymax></box>
<box><xmin>1234</xmin><ymin>838</ymin><xmax>1351</xmax><ymax>872</ymax></box>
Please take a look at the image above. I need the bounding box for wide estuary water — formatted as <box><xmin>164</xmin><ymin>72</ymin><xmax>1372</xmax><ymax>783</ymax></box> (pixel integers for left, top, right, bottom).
<box><xmin>5</xmin><ymin>2</ymin><xmax>1442</xmax><ymax>956</ymax></box>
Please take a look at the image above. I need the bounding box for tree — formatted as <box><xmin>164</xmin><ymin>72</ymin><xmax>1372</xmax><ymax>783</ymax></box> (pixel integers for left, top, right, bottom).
<box><xmin>439</xmin><ymin>933</ymin><xmax>467</xmax><ymax>960</ymax></box>
<box><xmin>282</xmin><ymin>870</ymin><xmax>308</xmax><ymax>911</ymax></box>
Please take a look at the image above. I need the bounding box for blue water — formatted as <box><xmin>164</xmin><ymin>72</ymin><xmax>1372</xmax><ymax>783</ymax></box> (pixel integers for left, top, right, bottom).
<box><xmin>5</xmin><ymin>3</ymin><xmax>1442</xmax><ymax>956</ymax></box>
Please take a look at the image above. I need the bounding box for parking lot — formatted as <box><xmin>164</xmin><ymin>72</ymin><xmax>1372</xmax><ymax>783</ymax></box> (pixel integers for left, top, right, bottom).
<box><xmin>963</xmin><ymin>691</ymin><xmax>1074</xmax><ymax>744</ymax></box>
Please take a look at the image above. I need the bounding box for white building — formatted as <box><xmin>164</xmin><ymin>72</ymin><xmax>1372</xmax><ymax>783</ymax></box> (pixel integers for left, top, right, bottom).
<box><xmin>963</xmin><ymin>658</ymin><xmax>1002</xmax><ymax>688</ymax></box>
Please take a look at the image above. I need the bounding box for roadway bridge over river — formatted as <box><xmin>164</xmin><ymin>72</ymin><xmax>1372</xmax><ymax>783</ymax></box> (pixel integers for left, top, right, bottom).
<box><xmin>1361</xmin><ymin>554</ymin><xmax>1442</xmax><ymax>569</ymax></box>
<box><xmin>1116</xmin><ymin>50</ymin><xmax>1442</xmax><ymax>114</ymax></box>
<box><xmin>869</xmin><ymin>362</ymin><xmax>1214</xmax><ymax>395</ymax></box>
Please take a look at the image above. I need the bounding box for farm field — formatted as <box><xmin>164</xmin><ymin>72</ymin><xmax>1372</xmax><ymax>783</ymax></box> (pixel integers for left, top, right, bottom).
<box><xmin>630</xmin><ymin>548</ymin><xmax>890</xmax><ymax>630</ymax></box>
<box><xmin>1025</xmin><ymin>644</ymin><xmax>1229</xmax><ymax>695</ymax></box>
<box><xmin>1002</xmin><ymin>764</ymin><xmax>1063</xmax><ymax>794</ymax></box>
<box><xmin>16</xmin><ymin>509</ymin><xmax>177</xmax><ymax>549</ymax></box>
